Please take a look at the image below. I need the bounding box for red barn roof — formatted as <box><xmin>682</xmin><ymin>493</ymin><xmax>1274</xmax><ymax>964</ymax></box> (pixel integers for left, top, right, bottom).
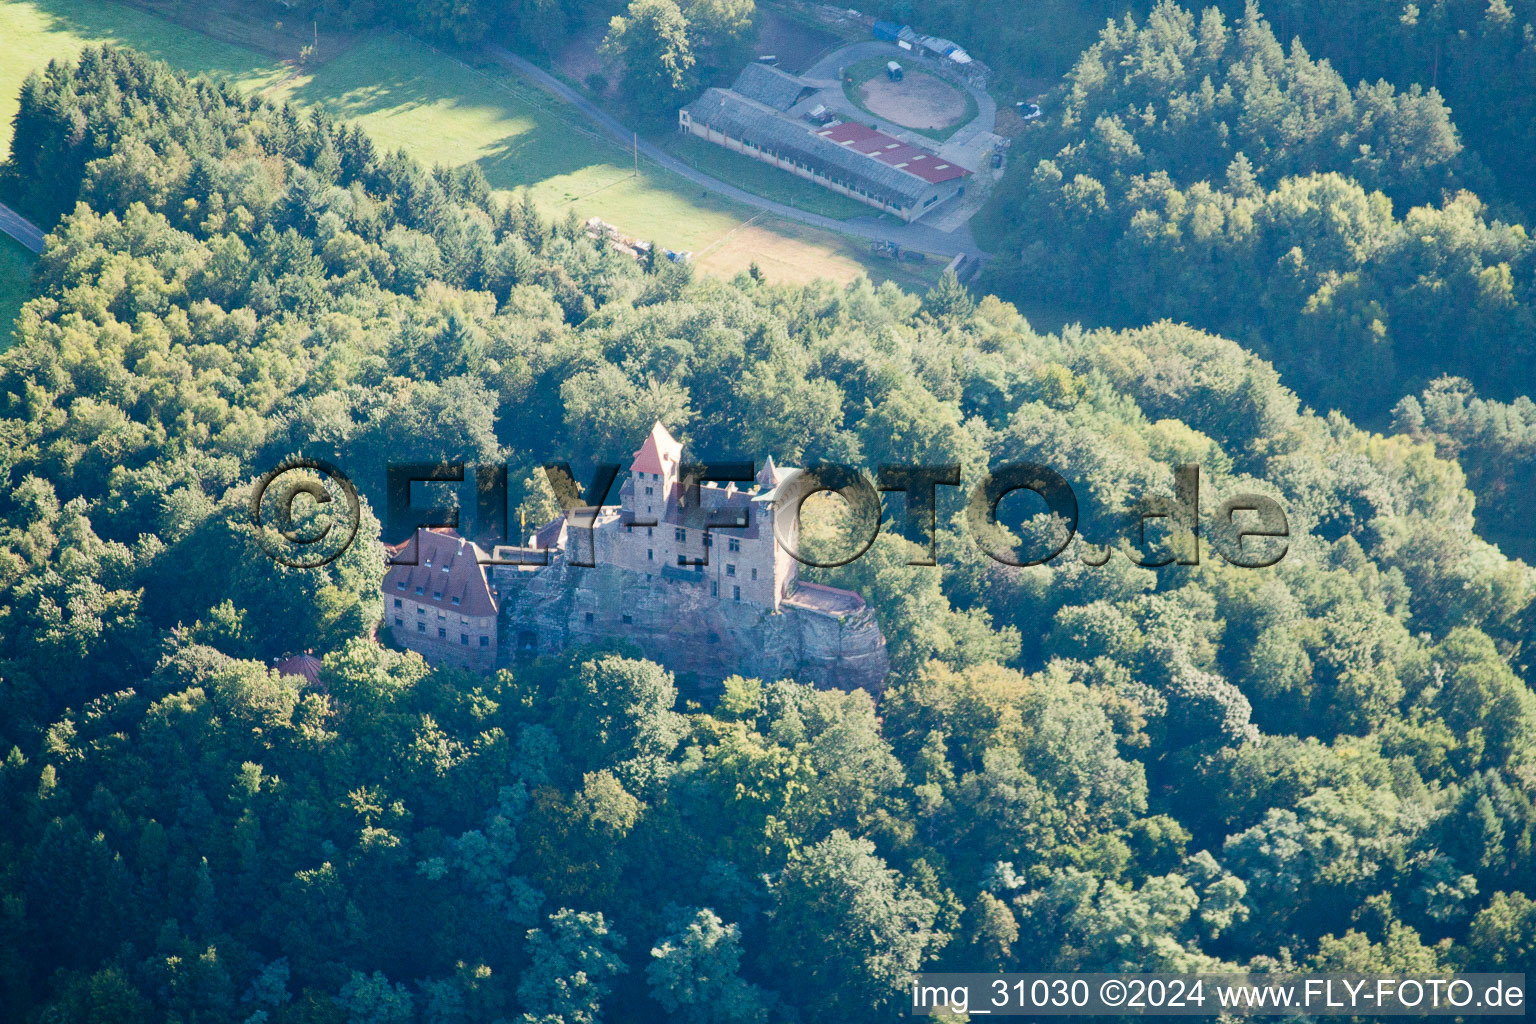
<box><xmin>815</xmin><ymin>122</ymin><xmax>970</xmax><ymax>184</ymax></box>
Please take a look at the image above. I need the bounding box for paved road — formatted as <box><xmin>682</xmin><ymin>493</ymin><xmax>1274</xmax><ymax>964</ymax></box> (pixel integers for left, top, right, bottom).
<box><xmin>483</xmin><ymin>45</ymin><xmax>983</xmax><ymax>259</ymax></box>
<box><xmin>0</xmin><ymin>202</ymin><xmax>45</xmax><ymax>254</ymax></box>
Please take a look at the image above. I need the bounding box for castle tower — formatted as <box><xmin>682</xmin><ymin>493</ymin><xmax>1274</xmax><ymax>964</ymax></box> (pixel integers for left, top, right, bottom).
<box><xmin>483</xmin><ymin>422</ymin><xmax>888</xmax><ymax>692</ymax></box>
<box><xmin>750</xmin><ymin>457</ymin><xmax>800</xmax><ymax>608</ymax></box>
<box><xmin>624</xmin><ymin>421</ymin><xmax>683</xmax><ymax>520</ymax></box>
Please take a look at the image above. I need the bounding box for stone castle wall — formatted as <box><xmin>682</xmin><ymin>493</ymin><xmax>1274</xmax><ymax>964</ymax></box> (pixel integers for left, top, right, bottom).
<box><xmin>493</xmin><ymin>561</ymin><xmax>889</xmax><ymax>693</ymax></box>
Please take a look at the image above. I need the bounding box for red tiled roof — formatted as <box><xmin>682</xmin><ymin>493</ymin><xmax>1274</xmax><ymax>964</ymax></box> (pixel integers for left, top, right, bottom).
<box><xmin>384</xmin><ymin>528</ymin><xmax>498</xmax><ymax>617</ymax></box>
<box><xmin>632</xmin><ymin>421</ymin><xmax>683</xmax><ymax>476</ymax></box>
<box><xmin>533</xmin><ymin>516</ymin><xmax>565</xmax><ymax>549</ymax></box>
<box><xmin>814</xmin><ymin>122</ymin><xmax>970</xmax><ymax>184</ymax></box>
<box><xmin>274</xmin><ymin>652</ymin><xmax>323</xmax><ymax>685</ymax></box>
<box><xmin>784</xmin><ymin>580</ymin><xmax>867</xmax><ymax>613</ymax></box>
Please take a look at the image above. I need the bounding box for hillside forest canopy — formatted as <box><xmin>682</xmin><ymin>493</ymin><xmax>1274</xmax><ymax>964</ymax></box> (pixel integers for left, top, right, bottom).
<box><xmin>0</xmin><ymin>2</ymin><xmax>1534</xmax><ymax>1022</ymax></box>
<box><xmin>312</xmin><ymin>0</ymin><xmax>1536</xmax><ymax>565</ymax></box>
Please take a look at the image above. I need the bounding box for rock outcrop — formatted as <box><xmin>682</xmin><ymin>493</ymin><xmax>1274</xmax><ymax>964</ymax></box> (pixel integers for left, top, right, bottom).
<box><xmin>494</xmin><ymin>560</ymin><xmax>889</xmax><ymax>694</ymax></box>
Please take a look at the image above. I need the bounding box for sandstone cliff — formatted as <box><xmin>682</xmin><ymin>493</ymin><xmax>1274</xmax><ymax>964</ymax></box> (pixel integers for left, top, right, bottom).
<box><xmin>494</xmin><ymin>561</ymin><xmax>890</xmax><ymax>694</ymax></box>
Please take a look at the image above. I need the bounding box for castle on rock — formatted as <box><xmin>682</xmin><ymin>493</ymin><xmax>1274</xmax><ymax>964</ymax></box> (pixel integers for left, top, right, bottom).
<box><xmin>385</xmin><ymin>423</ymin><xmax>890</xmax><ymax>692</ymax></box>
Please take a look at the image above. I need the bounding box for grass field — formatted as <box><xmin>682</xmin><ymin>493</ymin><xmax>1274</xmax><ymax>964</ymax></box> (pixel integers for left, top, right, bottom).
<box><xmin>751</xmin><ymin>6</ymin><xmax>846</xmax><ymax>74</ymax></box>
<box><xmin>0</xmin><ymin>0</ymin><xmax>287</xmax><ymax>161</ymax></box>
<box><xmin>267</xmin><ymin>36</ymin><xmax>941</xmax><ymax>287</ymax></box>
<box><xmin>1</xmin><ymin>1</ymin><xmax>946</xmax><ymax>289</ymax></box>
<box><xmin>0</xmin><ymin>236</ymin><xmax>36</xmax><ymax>349</ymax></box>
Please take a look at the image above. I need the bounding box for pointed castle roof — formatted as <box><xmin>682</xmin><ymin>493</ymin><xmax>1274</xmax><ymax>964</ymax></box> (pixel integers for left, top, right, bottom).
<box><xmin>756</xmin><ymin>455</ymin><xmax>780</xmax><ymax>490</ymax></box>
<box><xmin>631</xmin><ymin>421</ymin><xmax>683</xmax><ymax>476</ymax></box>
<box><xmin>751</xmin><ymin>455</ymin><xmax>800</xmax><ymax>503</ymax></box>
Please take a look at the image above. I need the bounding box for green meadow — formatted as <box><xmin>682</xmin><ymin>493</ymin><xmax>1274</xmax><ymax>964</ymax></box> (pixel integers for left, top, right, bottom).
<box><xmin>268</xmin><ymin>36</ymin><xmax>936</xmax><ymax>284</ymax></box>
<box><xmin>0</xmin><ymin>235</ymin><xmax>35</xmax><ymax>348</ymax></box>
<box><xmin>0</xmin><ymin>0</ymin><xmax>287</xmax><ymax>161</ymax></box>
<box><xmin>1</xmin><ymin>1</ymin><xmax>943</xmax><ymax>287</ymax></box>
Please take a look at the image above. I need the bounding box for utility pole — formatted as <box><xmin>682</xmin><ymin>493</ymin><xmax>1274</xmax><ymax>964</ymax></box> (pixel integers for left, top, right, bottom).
<box><xmin>633</xmin><ymin>132</ymin><xmax>638</xmax><ymax>175</ymax></box>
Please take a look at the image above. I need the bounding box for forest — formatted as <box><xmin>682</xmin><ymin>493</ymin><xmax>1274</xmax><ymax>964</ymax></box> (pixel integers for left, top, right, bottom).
<box><xmin>976</xmin><ymin>0</ymin><xmax>1536</xmax><ymax>564</ymax></box>
<box><xmin>0</xmin><ymin>11</ymin><xmax>1533</xmax><ymax>1024</ymax></box>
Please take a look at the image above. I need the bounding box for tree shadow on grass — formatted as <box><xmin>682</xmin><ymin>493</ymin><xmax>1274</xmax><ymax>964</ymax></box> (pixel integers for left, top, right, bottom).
<box><xmin>10</xmin><ymin>0</ymin><xmax>286</xmax><ymax>83</ymax></box>
<box><xmin>279</xmin><ymin>34</ymin><xmax>629</xmax><ymax>188</ymax></box>
<box><xmin>0</xmin><ymin>236</ymin><xmax>36</xmax><ymax>351</ymax></box>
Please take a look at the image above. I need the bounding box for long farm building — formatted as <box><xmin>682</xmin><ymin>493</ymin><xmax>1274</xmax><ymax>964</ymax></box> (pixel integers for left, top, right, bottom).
<box><xmin>680</xmin><ymin>66</ymin><xmax>969</xmax><ymax>222</ymax></box>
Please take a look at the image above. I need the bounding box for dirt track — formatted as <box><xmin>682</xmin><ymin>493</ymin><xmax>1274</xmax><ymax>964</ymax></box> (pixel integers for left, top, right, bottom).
<box><xmin>858</xmin><ymin>71</ymin><xmax>969</xmax><ymax>130</ymax></box>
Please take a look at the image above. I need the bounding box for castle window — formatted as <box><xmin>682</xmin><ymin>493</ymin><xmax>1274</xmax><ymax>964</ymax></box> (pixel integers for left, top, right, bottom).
<box><xmin>394</xmin><ymin>617</ymin><xmax>402</xmax><ymax>627</ymax></box>
<box><xmin>677</xmin><ymin>555</ymin><xmax>688</xmax><ymax>566</ymax></box>
<box><xmin>415</xmin><ymin>586</ymin><xmax>425</xmax><ymax>595</ymax></box>
<box><xmin>647</xmin><ymin>527</ymin><xmax>653</xmax><ymax>537</ymax></box>
<box><xmin>726</xmin><ymin>564</ymin><xmax>736</xmax><ymax>577</ymax></box>
<box><xmin>622</xmin><ymin>614</ymin><xmax>633</xmax><ymax>624</ymax></box>
<box><xmin>645</xmin><ymin>486</ymin><xmax>653</xmax><ymax>496</ymax></box>
<box><xmin>438</xmin><ymin>627</ymin><xmax>447</xmax><ymax>639</ymax></box>
<box><xmin>424</xmin><ymin>558</ymin><xmax>432</xmax><ymax>567</ymax></box>
<box><xmin>460</xmin><ymin>633</ymin><xmax>469</xmax><ymax>645</ymax></box>
<box><xmin>394</xmin><ymin>598</ymin><xmax>402</xmax><ymax>608</ymax></box>
<box><xmin>711</xmin><ymin>581</ymin><xmax>718</xmax><ymax>596</ymax></box>
<box><xmin>442</xmin><ymin>565</ymin><xmax>450</xmax><ymax>573</ymax></box>
<box><xmin>438</xmin><ymin>610</ymin><xmax>446</xmax><ymax>619</ymax></box>
<box><xmin>480</xmin><ymin>636</ymin><xmax>489</xmax><ymax>647</ymax></box>
<box><xmin>648</xmin><ymin>548</ymin><xmax>654</xmax><ymax>561</ymax></box>
<box><xmin>675</xmin><ymin>528</ymin><xmax>686</xmax><ymax>542</ymax></box>
<box><xmin>433</xmin><ymin>590</ymin><xmax>442</xmax><ymax>600</ymax></box>
<box><xmin>704</xmin><ymin>534</ymin><xmax>712</xmax><ymax>547</ymax></box>
<box><xmin>733</xmin><ymin>586</ymin><xmax>741</xmax><ymax>601</ymax></box>
<box><xmin>417</xmin><ymin>622</ymin><xmax>426</xmax><ymax>633</ymax></box>
<box><xmin>751</xmin><ymin>568</ymin><xmax>758</xmax><ymax>580</ymax></box>
<box><xmin>585</xmin><ymin>612</ymin><xmax>594</xmax><ymax>624</ymax></box>
<box><xmin>417</xmin><ymin>606</ymin><xmax>425</xmax><ymax>615</ymax></box>
<box><xmin>728</xmin><ymin>538</ymin><xmax>740</xmax><ymax>552</ymax></box>
<box><xmin>397</xmin><ymin>580</ymin><xmax>407</xmax><ymax>590</ymax></box>
<box><xmin>451</xmin><ymin>596</ymin><xmax>460</xmax><ymax>605</ymax></box>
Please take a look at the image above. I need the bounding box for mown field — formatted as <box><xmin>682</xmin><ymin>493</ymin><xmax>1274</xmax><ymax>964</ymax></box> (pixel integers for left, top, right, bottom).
<box><xmin>0</xmin><ymin>235</ymin><xmax>36</xmax><ymax>348</ymax></box>
<box><xmin>0</xmin><ymin>0</ymin><xmax>287</xmax><ymax>162</ymax></box>
<box><xmin>1</xmin><ymin>0</ymin><xmax>946</xmax><ymax>289</ymax></box>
